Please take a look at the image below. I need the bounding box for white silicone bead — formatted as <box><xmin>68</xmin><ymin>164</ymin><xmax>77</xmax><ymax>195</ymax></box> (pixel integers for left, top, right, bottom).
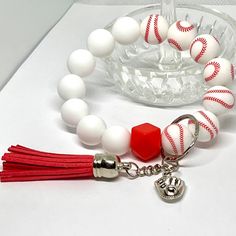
<box><xmin>57</xmin><ymin>74</ymin><xmax>86</xmax><ymax>100</ymax></box>
<box><xmin>190</xmin><ymin>34</ymin><xmax>220</xmax><ymax>64</ymax></box>
<box><xmin>102</xmin><ymin>126</ymin><xmax>130</xmax><ymax>156</ymax></box>
<box><xmin>67</xmin><ymin>49</ymin><xmax>96</xmax><ymax>77</ymax></box>
<box><xmin>167</xmin><ymin>20</ymin><xmax>197</xmax><ymax>51</ymax></box>
<box><xmin>203</xmin><ymin>86</ymin><xmax>235</xmax><ymax>115</ymax></box>
<box><xmin>188</xmin><ymin>110</ymin><xmax>219</xmax><ymax>143</ymax></box>
<box><xmin>161</xmin><ymin>124</ymin><xmax>193</xmax><ymax>156</ymax></box>
<box><xmin>112</xmin><ymin>17</ymin><xmax>140</xmax><ymax>45</ymax></box>
<box><xmin>87</xmin><ymin>29</ymin><xmax>115</xmax><ymax>57</ymax></box>
<box><xmin>203</xmin><ymin>58</ymin><xmax>235</xmax><ymax>86</ymax></box>
<box><xmin>77</xmin><ymin>115</ymin><xmax>106</xmax><ymax>146</ymax></box>
<box><xmin>61</xmin><ymin>98</ymin><xmax>89</xmax><ymax>127</ymax></box>
<box><xmin>140</xmin><ymin>14</ymin><xmax>169</xmax><ymax>45</ymax></box>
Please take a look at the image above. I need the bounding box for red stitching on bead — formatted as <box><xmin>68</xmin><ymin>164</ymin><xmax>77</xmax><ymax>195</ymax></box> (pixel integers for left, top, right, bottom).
<box><xmin>231</xmin><ymin>64</ymin><xmax>235</xmax><ymax>80</ymax></box>
<box><xmin>203</xmin><ymin>96</ymin><xmax>235</xmax><ymax>109</ymax></box>
<box><xmin>176</xmin><ymin>20</ymin><xmax>194</xmax><ymax>32</ymax></box>
<box><xmin>164</xmin><ymin>126</ymin><xmax>178</xmax><ymax>155</ymax></box>
<box><xmin>168</xmin><ymin>38</ymin><xmax>182</xmax><ymax>51</ymax></box>
<box><xmin>190</xmin><ymin>37</ymin><xmax>207</xmax><ymax>62</ymax></box>
<box><xmin>145</xmin><ymin>15</ymin><xmax>153</xmax><ymax>43</ymax></box>
<box><xmin>154</xmin><ymin>15</ymin><xmax>162</xmax><ymax>43</ymax></box>
<box><xmin>199</xmin><ymin>111</ymin><xmax>218</xmax><ymax>134</ymax></box>
<box><xmin>189</xmin><ymin>120</ymin><xmax>214</xmax><ymax>140</ymax></box>
<box><xmin>206</xmin><ymin>89</ymin><xmax>233</xmax><ymax>96</ymax></box>
<box><xmin>176</xmin><ymin>124</ymin><xmax>184</xmax><ymax>154</ymax></box>
<box><xmin>204</xmin><ymin>61</ymin><xmax>221</xmax><ymax>82</ymax></box>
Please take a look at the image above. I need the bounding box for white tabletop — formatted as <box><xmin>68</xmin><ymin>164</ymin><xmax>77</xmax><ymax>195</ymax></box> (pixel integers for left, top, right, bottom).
<box><xmin>0</xmin><ymin>3</ymin><xmax>236</xmax><ymax>236</ymax></box>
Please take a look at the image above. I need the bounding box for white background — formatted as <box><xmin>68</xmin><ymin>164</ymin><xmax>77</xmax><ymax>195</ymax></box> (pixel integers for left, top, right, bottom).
<box><xmin>0</xmin><ymin>2</ymin><xmax>236</xmax><ymax>236</ymax></box>
<box><xmin>0</xmin><ymin>0</ymin><xmax>73</xmax><ymax>89</ymax></box>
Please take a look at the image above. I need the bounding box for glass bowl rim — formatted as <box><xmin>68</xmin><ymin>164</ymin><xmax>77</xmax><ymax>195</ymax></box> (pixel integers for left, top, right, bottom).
<box><xmin>103</xmin><ymin>3</ymin><xmax>236</xmax><ymax>73</ymax></box>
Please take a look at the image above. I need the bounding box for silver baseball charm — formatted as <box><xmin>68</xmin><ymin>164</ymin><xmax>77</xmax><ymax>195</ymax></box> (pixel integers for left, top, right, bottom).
<box><xmin>155</xmin><ymin>175</ymin><xmax>185</xmax><ymax>202</ymax></box>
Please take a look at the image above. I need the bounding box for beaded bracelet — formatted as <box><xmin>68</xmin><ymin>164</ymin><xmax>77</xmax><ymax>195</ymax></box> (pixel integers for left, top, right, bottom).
<box><xmin>0</xmin><ymin>15</ymin><xmax>235</xmax><ymax>203</ymax></box>
<box><xmin>59</xmin><ymin>16</ymin><xmax>235</xmax><ymax>157</ymax></box>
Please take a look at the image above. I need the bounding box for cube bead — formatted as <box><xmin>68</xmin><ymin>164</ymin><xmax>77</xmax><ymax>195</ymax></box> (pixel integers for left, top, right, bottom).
<box><xmin>130</xmin><ymin>123</ymin><xmax>161</xmax><ymax>161</ymax></box>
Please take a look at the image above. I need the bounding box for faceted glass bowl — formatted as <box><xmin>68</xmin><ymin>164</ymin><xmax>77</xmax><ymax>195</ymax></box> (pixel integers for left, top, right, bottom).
<box><xmin>103</xmin><ymin>4</ymin><xmax>236</xmax><ymax>106</ymax></box>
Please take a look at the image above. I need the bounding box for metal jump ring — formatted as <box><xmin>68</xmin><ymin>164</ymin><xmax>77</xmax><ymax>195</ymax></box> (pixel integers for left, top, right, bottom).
<box><xmin>161</xmin><ymin>114</ymin><xmax>200</xmax><ymax>165</ymax></box>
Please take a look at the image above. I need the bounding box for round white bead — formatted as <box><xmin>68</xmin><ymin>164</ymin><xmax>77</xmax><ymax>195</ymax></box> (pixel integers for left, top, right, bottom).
<box><xmin>167</xmin><ymin>20</ymin><xmax>197</xmax><ymax>51</ymax></box>
<box><xmin>188</xmin><ymin>110</ymin><xmax>219</xmax><ymax>143</ymax></box>
<box><xmin>161</xmin><ymin>124</ymin><xmax>193</xmax><ymax>156</ymax></box>
<box><xmin>77</xmin><ymin>115</ymin><xmax>106</xmax><ymax>146</ymax></box>
<box><xmin>112</xmin><ymin>17</ymin><xmax>140</xmax><ymax>45</ymax></box>
<box><xmin>57</xmin><ymin>74</ymin><xmax>86</xmax><ymax>100</ymax></box>
<box><xmin>190</xmin><ymin>34</ymin><xmax>220</xmax><ymax>64</ymax></box>
<box><xmin>87</xmin><ymin>29</ymin><xmax>115</xmax><ymax>57</ymax></box>
<box><xmin>203</xmin><ymin>58</ymin><xmax>235</xmax><ymax>86</ymax></box>
<box><xmin>203</xmin><ymin>86</ymin><xmax>235</xmax><ymax>115</ymax></box>
<box><xmin>67</xmin><ymin>49</ymin><xmax>96</xmax><ymax>77</ymax></box>
<box><xmin>140</xmin><ymin>14</ymin><xmax>169</xmax><ymax>45</ymax></box>
<box><xmin>61</xmin><ymin>98</ymin><xmax>89</xmax><ymax>127</ymax></box>
<box><xmin>102</xmin><ymin>126</ymin><xmax>130</xmax><ymax>156</ymax></box>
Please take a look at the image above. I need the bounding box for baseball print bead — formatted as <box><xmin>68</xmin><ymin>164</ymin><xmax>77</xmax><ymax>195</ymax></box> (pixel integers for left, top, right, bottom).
<box><xmin>203</xmin><ymin>58</ymin><xmax>235</xmax><ymax>86</ymax></box>
<box><xmin>87</xmin><ymin>29</ymin><xmax>115</xmax><ymax>57</ymax></box>
<box><xmin>140</xmin><ymin>14</ymin><xmax>169</xmax><ymax>45</ymax></box>
<box><xmin>102</xmin><ymin>126</ymin><xmax>130</xmax><ymax>156</ymax></box>
<box><xmin>203</xmin><ymin>86</ymin><xmax>235</xmax><ymax>115</ymax></box>
<box><xmin>61</xmin><ymin>98</ymin><xmax>89</xmax><ymax>127</ymax></box>
<box><xmin>161</xmin><ymin>124</ymin><xmax>193</xmax><ymax>156</ymax></box>
<box><xmin>77</xmin><ymin>115</ymin><xmax>106</xmax><ymax>146</ymax></box>
<box><xmin>190</xmin><ymin>34</ymin><xmax>220</xmax><ymax>64</ymax></box>
<box><xmin>57</xmin><ymin>74</ymin><xmax>86</xmax><ymax>100</ymax></box>
<box><xmin>188</xmin><ymin>110</ymin><xmax>219</xmax><ymax>143</ymax></box>
<box><xmin>67</xmin><ymin>49</ymin><xmax>96</xmax><ymax>77</ymax></box>
<box><xmin>112</xmin><ymin>17</ymin><xmax>140</xmax><ymax>45</ymax></box>
<box><xmin>167</xmin><ymin>20</ymin><xmax>197</xmax><ymax>51</ymax></box>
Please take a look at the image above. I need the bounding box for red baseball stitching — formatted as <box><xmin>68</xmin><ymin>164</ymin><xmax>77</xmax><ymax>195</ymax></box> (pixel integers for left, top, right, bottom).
<box><xmin>190</xmin><ymin>37</ymin><xmax>207</xmax><ymax>62</ymax></box>
<box><xmin>168</xmin><ymin>38</ymin><xmax>182</xmax><ymax>51</ymax></box>
<box><xmin>154</xmin><ymin>15</ymin><xmax>162</xmax><ymax>43</ymax></box>
<box><xmin>189</xmin><ymin>120</ymin><xmax>214</xmax><ymax>140</ymax></box>
<box><xmin>176</xmin><ymin>124</ymin><xmax>184</xmax><ymax>154</ymax></box>
<box><xmin>203</xmin><ymin>96</ymin><xmax>235</xmax><ymax>109</ymax></box>
<box><xmin>145</xmin><ymin>15</ymin><xmax>153</xmax><ymax>43</ymax></box>
<box><xmin>199</xmin><ymin>111</ymin><xmax>218</xmax><ymax>134</ymax></box>
<box><xmin>206</xmin><ymin>89</ymin><xmax>233</xmax><ymax>96</ymax></box>
<box><xmin>176</xmin><ymin>20</ymin><xmax>194</xmax><ymax>32</ymax></box>
<box><xmin>164</xmin><ymin>126</ymin><xmax>178</xmax><ymax>155</ymax></box>
<box><xmin>231</xmin><ymin>64</ymin><xmax>235</xmax><ymax>80</ymax></box>
<box><xmin>204</xmin><ymin>61</ymin><xmax>220</xmax><ymax>82</ymax></box>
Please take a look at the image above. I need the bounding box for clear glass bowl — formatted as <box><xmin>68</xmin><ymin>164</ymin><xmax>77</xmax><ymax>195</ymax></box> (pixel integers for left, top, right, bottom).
<box><xmin>103</xmin><ymin>4</ymin><xmax>236</xmax><ymax>106</ymax></box>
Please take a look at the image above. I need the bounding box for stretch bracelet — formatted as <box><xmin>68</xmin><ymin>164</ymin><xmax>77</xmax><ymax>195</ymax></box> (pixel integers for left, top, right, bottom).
<box><xmin>0</xmin><ymin>15</ymin><xmax>235</xmax><ymax>203</ymax></box>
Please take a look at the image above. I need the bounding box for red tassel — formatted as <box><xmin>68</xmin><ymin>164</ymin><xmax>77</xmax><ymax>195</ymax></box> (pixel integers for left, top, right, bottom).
<box><xmin>0</xmin><ymin>145</ymin><xmax>94</xmax><ymax>182</ymax></box>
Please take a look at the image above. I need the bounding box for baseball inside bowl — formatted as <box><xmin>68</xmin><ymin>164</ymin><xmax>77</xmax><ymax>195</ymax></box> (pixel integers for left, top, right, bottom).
<box><xmin>103</xmin><ymin>4</ymin><xmax>236</xmax><ymax>107</ymax></box>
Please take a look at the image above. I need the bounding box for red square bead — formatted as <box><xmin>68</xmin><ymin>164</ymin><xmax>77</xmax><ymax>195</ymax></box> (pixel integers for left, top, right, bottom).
<box><xmin>130</xmin><ymin>123</ymin><xmax>161</xmax><ymax>161</ymax></box>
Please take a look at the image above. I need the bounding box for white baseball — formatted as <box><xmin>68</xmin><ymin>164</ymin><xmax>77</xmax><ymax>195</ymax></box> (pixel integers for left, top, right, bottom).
<box><xmin>167</xmin><ymin>20</ymin><xmax>197</xmax><ymax>51</ymax></box>
<box><xmin>203</xmin><ymin>86</ymin><xmax>235</xmax><ymax>115</ymax></box>
<box><xmin>190</xmin><ymin>34</ymin><xmax>220</xmax><ymax>64</ymax></box>
<box><xmin>161</xmin><ymin>124</ymin><xmax>193</xmax><ymax>156</ymax></box>
<box><xmin>140</xmin><ymin>14</ymin><xmax>169</xmax><ymax>45</ymax></box>
<box><xmin>188</xmin><ymin>110</ymin><xmax>219</xmax><ymax>143</ymax></box>
<box><xmin>112</xmin><ymin>17</ymin><xmax>140</xmax><ymax>45</ymax></box>
<box><xmin>203</xmin><ymin>58</ymin><xmax>235</xmax><ymax>86</ymax></box>
<box><xmin>87</xmin><ymin>29</ymin><xmax>115</xmax><ymax>57</ymax></box>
